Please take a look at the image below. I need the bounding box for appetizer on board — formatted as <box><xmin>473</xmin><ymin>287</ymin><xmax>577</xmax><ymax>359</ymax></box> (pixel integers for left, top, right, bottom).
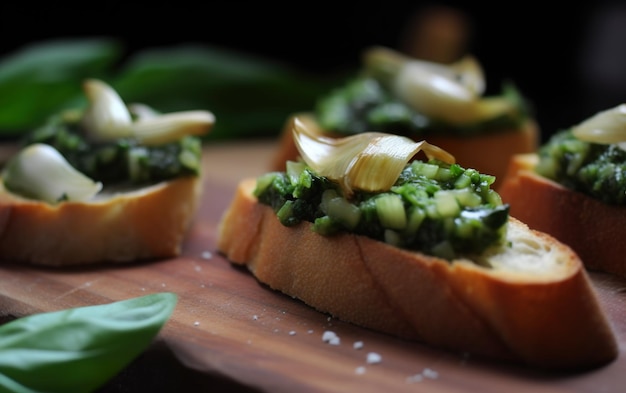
<box><xmin>271</xmin><ymin>46</ymin><xmax>539</xmax><ymax>186</ymax></box>
<box><xmin>0</xmin><ymin>79</ymin><xmax>214</xmax><ymax>266</ymax></box>
<box><xmin>499</xmin><ymin>103</ymin><xmax>626</xmax><ymax>278</ymax></box>
<box><xmin>219</xmin><ymin>117</ymin><xmax>617</xmax><ymax>371</ymax></box>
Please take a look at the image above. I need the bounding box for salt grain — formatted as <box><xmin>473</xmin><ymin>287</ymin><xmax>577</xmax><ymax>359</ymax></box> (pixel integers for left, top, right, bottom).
<box><xmin>322</xmin><ymin>330</ymin><xmax>340</xmax><ymax>345</ymax></box>
<box><xmin>406</xmin><ymin>367</ymin><xmax>439</xmax><ymax>384</ymax></box>
<box><xmin>201</xmin><ymin>251</ymin><xmax>213</xmax><ymax>259</ymax></box>
<box><xmin>406</xmin><ymin>374</ymin><xmax>423</xmax><ymax>383</ymax></box>
<box><xmin>193</xmin><ymin>321</ymin><xmax>200</xmax><ymax>326</ymax></box>
<box><xmin>353</xmin><ymin>341</ymin><xmax>364</xmax><ymax>350</ymax></box>
<box><xmin>366</xmin><ymin>352</ymin><xmax>382</xmax><ymax>364</ymax></box>
<box><xmin>355</xmin><ymin>366</ymin><xmax>366</xmax><ymax>375</ymax></box>
<box><xmin>423</xmin><ymin>368</ymin><xmax>439</xmax><ymax>379</ymax></box>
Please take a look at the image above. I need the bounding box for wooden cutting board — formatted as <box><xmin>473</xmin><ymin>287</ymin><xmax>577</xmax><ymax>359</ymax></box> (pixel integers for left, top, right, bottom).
<box><xmin>0</xmin><ymin>140</ymin><xmax>624</xmax><ymax>393</ymax></box>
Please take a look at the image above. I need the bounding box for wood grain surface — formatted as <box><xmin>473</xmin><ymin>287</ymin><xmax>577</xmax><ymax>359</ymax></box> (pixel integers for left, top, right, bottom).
<box><xmin>0</xmin><ymin>140</ymin><xmax>625</xmax><ymax>393</ymax></box>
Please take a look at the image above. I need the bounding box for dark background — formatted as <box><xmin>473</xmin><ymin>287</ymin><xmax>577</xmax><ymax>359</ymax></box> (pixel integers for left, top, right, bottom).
<box><xmin>2</xmin><ymin>1</ymin><xmax>626</xmax><ymax>141</ymax></box>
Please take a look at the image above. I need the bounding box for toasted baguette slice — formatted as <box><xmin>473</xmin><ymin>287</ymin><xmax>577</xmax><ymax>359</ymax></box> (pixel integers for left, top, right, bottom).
<box><xmin>270</xmin><ymin>113</ymin><xmax>539</xmax><ymax>188</ymax></box>
<box><xmin>0</xmin><ymin>174</ymin><xmax>203</xmax><ymax>266</ymax></box>
<box><xmin>499</xmin><ymin>153</ymin><xmax>626</xmax><ymax>278</ymax></box>
<box><xmin>217</xmin><ymin>178</ymin><xmax>618</xmax><ymax>371</ymax></box>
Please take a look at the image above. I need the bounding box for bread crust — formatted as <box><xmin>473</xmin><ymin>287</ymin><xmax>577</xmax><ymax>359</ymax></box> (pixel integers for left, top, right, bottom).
<box><xmin>217</xmin><ymin>178</ymin><xmax>618</xmax><ymax>371</ymax></box>
<box><xmin>0</xmin><ymin>174</ymin><xmax>203</xmax><ymax>266</ymax></box>
<box><xmin>499</xmin><ymin>153</ymin><xmax>626</xmax><ymax>278</ymax></box>
<box><xmin>270</xmin><ymin>113</ymin><xmax>539</xmax><ymax>188</ymax></box>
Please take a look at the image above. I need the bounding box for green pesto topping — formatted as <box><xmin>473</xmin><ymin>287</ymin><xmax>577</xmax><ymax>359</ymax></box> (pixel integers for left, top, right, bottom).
<box><xmin>536</xmin><ymin>129</ymin><xmax>626</xmax><ymax>205</ymax></box>
<box><xmin>21</xmin><ymin>113</ymin><xmax>203</xmax><ymax>186</ymax></box>
<box><xmin>314</xmin><ymin>77</ymin><xmax>531</xmax><ymax>138</ymax></box>
<box><xmin>254</xmin><ymin>159</ymin><xmax>509</xmax><ymax>261</ymax></box>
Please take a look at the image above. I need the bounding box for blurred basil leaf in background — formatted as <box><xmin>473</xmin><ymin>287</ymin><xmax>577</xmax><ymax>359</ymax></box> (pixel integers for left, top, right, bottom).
<box><xmin>0</xmin><ymin>38</ymin><xmax>120</xmax><ymax>135</ymax></box>
<box><xmin>0</xmin><ymin>38</ymin><xmax>346</xmax><ymax>140</ymax></box>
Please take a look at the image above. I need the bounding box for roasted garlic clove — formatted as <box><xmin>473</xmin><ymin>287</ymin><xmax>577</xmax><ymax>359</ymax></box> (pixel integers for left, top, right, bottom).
<box><xmin>80</xmin><ymin>79</ymin><xmax>214</xmax><ymax>145</ymax></box>
<box><xmin>128</xmin><ymin>102</ymin><xmax>160</xmax><ymax>120</ymax></box>
<box><xmin>447</xmin><ymin>54</ymin><xmax>485</xmax><ymax>96</ymax></box>
<box><xmin>571</xmin><ymin>104</ymin><xmax>626</xmax><ymax>144</ymax></box>
<box><xmin>2</xmin><ymin>144</ymin><xmax>102</xmax><ymax>204</ymax></box>
<box><xmin>80</xmin><ymin>79</ymin><xmax>133</xmax><ymax>141</ymax></box>
<box><xmin>131</xmin><ymin>110</ymin><xmax>215</xmax><ymax>146</ymax></box>
<box><xmin>292</xmin><ymin>116</ymin><xmax>455</xmax><ymax>197</ymax></box>
<box><xmin>363</xmin><ymin>46</ymin><xmax>512</xmax><ymax>125</ymax></box>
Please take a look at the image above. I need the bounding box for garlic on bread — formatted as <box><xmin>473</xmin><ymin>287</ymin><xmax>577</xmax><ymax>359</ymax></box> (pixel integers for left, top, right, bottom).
<box><xmin>0</xmin><ymin>79</ymin><xmax>213</xmax><ymax>266</ymax></box>
<box><xmin>218</xmin><ymin>118</ymin><xmax>617</xmax><ymax>371</ymax></box>
<box><xmin>271</xmin><ymin>47</ymin><xmax>538</xmax><ymax>186</ymax></box>
<box><xmin>499</xmin><ymin>103</ymin><xmax>626</xmax><ymax>278</ymax></box>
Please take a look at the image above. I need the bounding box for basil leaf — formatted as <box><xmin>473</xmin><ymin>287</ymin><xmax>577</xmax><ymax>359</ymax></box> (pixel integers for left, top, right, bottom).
<box><xmin>0</xmin><ymin>38</ymin><xmax>121</xmax><ymax>135</ymax></box>
<box><xmin>0</xmin><ymin>39</ymin><xmax>344</xmax><ymax>141</ymax></box>
<box><xmin>0</xmin><ymin>292</ymin><xmax>177</xmax><ymax>393</ymax></box>
<box><xmin>111</xmin><ymin>44</ymin><xmax>337</xmax><ymax>140</ymax></box>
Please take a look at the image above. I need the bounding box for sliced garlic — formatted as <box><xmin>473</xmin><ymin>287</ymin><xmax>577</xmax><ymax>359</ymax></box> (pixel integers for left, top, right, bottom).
<box><xmin>292</xmin><ymin>116</ymin><xmax>455</xmax><ymax>197</ymax></box>
<box><xmin>2</xmin><ymin>144</ymin><xmax>102</xmax><ymax>204</ymax></box>
<box><xmin>571</xmin><ymin>104</ymin><xmax>626</xmax><ymax>144</ymax></box>
<box><xmin>131</xmin><ymin>110</ymin><xmax>215</xmax><ymax>146</ymax></box>
<box><xmin>363</xmin><ymin>46</ymin><xmax>512</xmax><ymax>125</ymax></box>
<box><xmin>80</xmin><ymin>79</ymin><xmax>133</xmax><ymax>141</ymax></box>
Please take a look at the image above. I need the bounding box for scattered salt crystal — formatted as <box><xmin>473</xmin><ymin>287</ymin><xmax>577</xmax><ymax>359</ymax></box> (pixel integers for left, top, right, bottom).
<box><xmin>307</xmin><ymin>330</ymin><xmax>314</xmax><ymax>334</ymax></box>
<box><xmin>193</xmin><ymin>321</ymin><xmax>200</xmax><ymax>326</ymax></box>
<box><xmin>322</xmin><ymin>330</ymin><xmax>340</xmax><ymax>345</ymax></box>
<box><xmin>406</xmin><ymin>374</ymin><xmax>423</xmax><ymax>383</ymax></box>
<box><xmin>289</xmin><ymin>330</ymin><xmax>296</xmax><ymax>336</ymax></box>
<box><xmin>252</xmin><ymin>315</ymin><xmax>259</xmax><ymax>321</ymax></box>
<box><xmin>406</xmin><ymin>367</ymin><xmax>439</xmax><ymax>383</ymax></box>
<box><xmin>201</xmin><ymin>251</ymin><xmax>213</xmax><ymax>259</ymax></box>
<box><xmin>355</xmin><ymin>366</ymin><xmax>366</xmax><ymax>375</ymax></box>
<box><xmin>366</xmin><ymin>352</ymin><xmax>382</xmax><ymax>364</ymax></box>
<box><xmin>423</xmin><ymin>368</ymin><xmax>439</xmax><ymax>379</ymax></box>
<box><xmin>353</xmin><ymin>341</ymin><xmax>364</xmax><ymax>350</ymax></box>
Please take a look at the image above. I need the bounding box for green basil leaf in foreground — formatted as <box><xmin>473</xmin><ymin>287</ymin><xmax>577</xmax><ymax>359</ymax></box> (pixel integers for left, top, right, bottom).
<box><xmin>0</xmin><ymin>292</ymin><xmax>177</xmax><ymax>393</ymax></box>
